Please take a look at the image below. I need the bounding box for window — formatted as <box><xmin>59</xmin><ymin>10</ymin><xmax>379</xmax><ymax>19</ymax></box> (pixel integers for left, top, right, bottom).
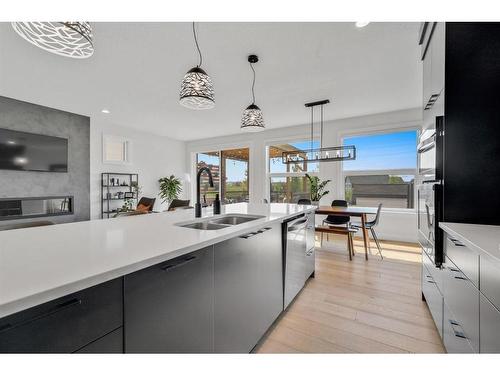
<box><xmin>342</xmin><ymin>130</ymin><xmax>417</xmax><ymax>209</ymax></box>
<box><xmin>267</xmin><ymin>140</ymin><xmax>319</xmax><ymax>203</ymax></box>
<box><xmin>196</xmin><ymin>148</ymin><xmax>249</xmax><ymax>205</ymax></box>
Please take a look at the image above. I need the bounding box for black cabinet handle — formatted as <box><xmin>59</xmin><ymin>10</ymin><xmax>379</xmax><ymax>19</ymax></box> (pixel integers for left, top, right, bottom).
<box><xmin>239</xmin><ymin>232</ymin><xmax>257</xmax><ymax>239</ymax></box>
<box><xmin>449</xmin><ymin>320</ymin><xmax>467</xmax><ymax>339</ymax></box>
<box><xmin>427</xmin><ymin>280</ymin><xmax>436</xmax><ymax>284</ymax></box>
<box><xmin>0</xmin><ymin>298</ymin><xmax>82</xmax><ymax>333</ymax></box>
<box><xmin>454</xmin><ymin>276</ymin><xmax>468</xmax><ymax>280</ymax></box>
<box><xmin>161</xmin><ymin>255</ymin><xmax>197</xmax><ymax>271</ymax></box>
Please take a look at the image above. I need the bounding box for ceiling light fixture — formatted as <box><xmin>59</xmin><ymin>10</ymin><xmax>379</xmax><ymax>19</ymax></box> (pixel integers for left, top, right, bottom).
<box><xmin>241</xmin><ymin>54</ymin><xmax>265</xmax><ymax>132</ymax></box>
<box><xmin>11</xmin><ymin>22</ymin><xmax>94</xmax><ymax>59</ymax></box>
<box><xmin>282</xmin><ymin>100</ymin><xmax>356</xmax><ymax>164</ymax></box>
<box><xmin>179</xmin><ymin>22</ymin><xmax>215</xmax><ymax>110</ymax></box>
<box><xmin>101</xmin><ymin>109</ymin><xmax>110</xmax><ymax>114</ymax></box>
<box><xmin>355</xmin><ymin>22</ymin><xmax>370</xmax><ymax>28</ymax></box>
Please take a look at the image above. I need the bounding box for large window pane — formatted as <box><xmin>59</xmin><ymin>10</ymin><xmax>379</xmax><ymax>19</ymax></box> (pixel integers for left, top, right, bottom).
<box><xmin>343</xmin><ymin>131</ymin><xmax>417</xmax><ymax>172</ymax></box>
<box><xmin>270</xmin><ymin>176</ymin><xmax>310</xmax><ymax>203</ymax></box>
<box><xmin>345</xmin><ymin>174</ymin><xmax>415</xmax><ymax>208</ymax></box>
<box><xmin>196</xmin><ymin>148</ymin><xmax>249</xmax><ymax>205</ymax></box>
<box><xmin>342</xmin><ymin>130</ymin><xmax>417</xmax><ymax>209</ymax></box>
<box><xmin>269</xmin><ymin>140</ymin><xmax>320</xmax><ymax>174</ymax></box>
<box><xmin>196</xmin><ymin>152</ymin><xmax>220</xmax><ymax>205</ymax></box>
<box><xmin>221</xmin><ymin>148</ymin><xmax>249</xmax><ymax>204</ymax></box>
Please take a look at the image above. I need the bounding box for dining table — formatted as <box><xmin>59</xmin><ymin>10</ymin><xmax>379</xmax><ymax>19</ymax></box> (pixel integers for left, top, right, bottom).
<box><xmin>314</xmin><ymin>205</ymin><xmax>379</xmax><ymax>260</ymax></box>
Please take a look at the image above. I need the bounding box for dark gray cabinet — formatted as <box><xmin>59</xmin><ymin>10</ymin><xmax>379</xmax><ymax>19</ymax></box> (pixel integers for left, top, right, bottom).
<box><xmin>214</xmin><ymin>224</ymin><xmax>282</xmax><ymax>353</ymax></box>
<box><xmin>75</xmin><ymin>328</ymin><xmax>123</xmax><ymax>353</ymax></box>
<box><xmin>0</xmin><ymin>278</ymin><xmax>123</xmax><ymax>353</ymax></box>
<box><xmin>124</xmin><ymin>246</ymin><xmax>214</xmax><ymax>353</ymax></box>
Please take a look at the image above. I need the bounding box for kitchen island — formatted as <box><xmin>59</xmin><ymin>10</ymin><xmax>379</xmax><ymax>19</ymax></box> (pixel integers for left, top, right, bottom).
<box><xmin>0</xmin><ymin>203</ymin><xmax>315</xmax><ymax>353</ymax></box>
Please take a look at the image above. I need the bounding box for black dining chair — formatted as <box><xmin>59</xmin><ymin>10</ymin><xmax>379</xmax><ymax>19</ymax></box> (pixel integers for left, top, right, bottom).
<box><xmin>167</xmin><ymin>199</ymin><xmax>191</xmax><ymax>211</ymax></box>
<box><xmin>297</xmin><ymin>198</ymin><xmax>312</xmax><ymax>205</ymax></box>
<box><xmin>350</xmin><ymin>203</ymin><xmax>383</xmax><ymax>259</ymax></box>
<box><xmin>321</xmin><ymin>200</ymin><xmax>351</xmax><ymax>244</ymax></box>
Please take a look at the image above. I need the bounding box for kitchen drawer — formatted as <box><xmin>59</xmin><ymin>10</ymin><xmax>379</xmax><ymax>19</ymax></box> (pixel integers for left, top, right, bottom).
<box><xmin>442</xmin><ymin>256</ymin><xmax>479</xmax><ymax>352</ymax></box>
<box><xmin>76</xmin><ymin>327</ymin><xmax>123</xmax><ymax>353</ymax></box>
<box><xmin>0</xmin><ymin>278</ymin><xmax>123</xmax><ymax>353</ymax></box>
<box><xmin>479</xmin><ymin>292</ymin><xmax>500</xmax><ymax>353</ymax></box>
<box><xmin>443</xmin><ymin>301</ymin><xmax>474</xmax><ymax>353</ymax></box>
<box><xmin>480</xmin><ymin>251</ymin><xmax>500</xmax><ymax>311</ymax></box>
<box><xmin>444</xmin><ymin>234</ymin><xmax>479</xmax><ymax>287</ymax></box>
<box><xmin>422</xmin><ymin>263</ymin><xmax>443</xmax><ymax>338</ymax></box>
<box><xmin>422</xmin><ymin>251</ymin><xmax>443</xmax><ymax>293</ymax></box>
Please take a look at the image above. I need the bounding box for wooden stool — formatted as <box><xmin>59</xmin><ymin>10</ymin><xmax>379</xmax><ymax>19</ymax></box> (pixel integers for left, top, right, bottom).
<box><xmin>315</xmin><ymin>225</ymin><xmax>360</xmax><ymax>261</ymax></box>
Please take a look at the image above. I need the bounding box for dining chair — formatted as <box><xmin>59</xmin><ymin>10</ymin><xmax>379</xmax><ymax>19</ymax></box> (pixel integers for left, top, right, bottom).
<box><xmin>136</xmin><ymin>197</ymin><xmax>156</xmax><ymax>212</ymax></box>
<box><xmin>167</xmin><ymin>199</ymin><xmax>190</xmax><ymax>211</ymax></box>
<box><xmin>322</xmin><ymin>199</ymin><xmax>350</xmax><ymax>243</ymax></box>
<box><xmin>297</xmin><ymin>198</ymin><xmax>312</xmax><ymax>205</ymax></box>
<box><xmin>350</xmin><ymin>203</ymin><xmax>383</xmax><ymax>259</ymax></box>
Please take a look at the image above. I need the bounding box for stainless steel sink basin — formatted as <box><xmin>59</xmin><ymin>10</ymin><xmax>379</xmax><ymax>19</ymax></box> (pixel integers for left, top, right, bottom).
<box><xmin>176</xmin><ymin>214</ymin><xmax>265</xmax><ymax>230</ymax></box>
<box><xmin>209</xmin><ymin>214</ymin><xmax>264</xmax><ymax>226</ymax></box>
<box><xmin>179</xmin><ymin>221</ymin><xmax>230</xmax><ymax>231</ymax></box>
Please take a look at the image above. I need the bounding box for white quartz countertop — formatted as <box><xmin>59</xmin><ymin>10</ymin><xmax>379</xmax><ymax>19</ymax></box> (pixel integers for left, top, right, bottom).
<box><xmin>439</xmin><ymin>222</ymin><xmax>500</xmax><ymax>262</ymax></box>
<box><xmin>0</xmin><ymin>203</ymin><xmax>315</xmax><ymax>319</ymax></box>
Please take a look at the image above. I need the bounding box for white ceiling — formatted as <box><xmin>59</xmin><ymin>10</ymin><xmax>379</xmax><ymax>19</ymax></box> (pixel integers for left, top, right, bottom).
<box><xmin>0</xmin><ymin>22</ymin><xmax>422</xmax><ymax>141</ymax></box>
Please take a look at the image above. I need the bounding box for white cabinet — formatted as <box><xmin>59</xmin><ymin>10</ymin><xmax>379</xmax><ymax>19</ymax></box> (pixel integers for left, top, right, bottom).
<box><xmin>480</xmin><ymin>293</ymin><xmax>500</xmax><ymax>353</ymax></box>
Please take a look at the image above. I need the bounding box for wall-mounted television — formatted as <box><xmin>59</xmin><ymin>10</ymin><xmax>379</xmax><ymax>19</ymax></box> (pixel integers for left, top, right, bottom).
<box><xmin>0</xmin><ymin>128</ymin><xmax>68</xmax><ymax>172</ymax></box>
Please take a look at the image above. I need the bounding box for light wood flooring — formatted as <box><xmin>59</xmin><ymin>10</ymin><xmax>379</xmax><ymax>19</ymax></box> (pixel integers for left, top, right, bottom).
<box><xmin>255</xmin><ymin>234</ymin><xmax>445</xmax><ymax>353</ymax></box>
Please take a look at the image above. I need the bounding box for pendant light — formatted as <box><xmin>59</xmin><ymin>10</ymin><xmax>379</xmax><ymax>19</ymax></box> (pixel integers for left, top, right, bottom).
<box><xmin>179</xmin><ymin>22</ymin><xmax>215</xmax><ymax>110</ymax></box>
<box><xmin>11</xmin><ymin>22</ymin><xmax>94</xmax><ymax>59</ymax></box>
<box><xmin>281</xmin><ymin>100</ymin><xmax>356</xmax><ymax>163</ymax></box>
<box><xmin>241</xmin><ymin>55</ymin><xmax>265</xmax><ymax>132</ymax></box>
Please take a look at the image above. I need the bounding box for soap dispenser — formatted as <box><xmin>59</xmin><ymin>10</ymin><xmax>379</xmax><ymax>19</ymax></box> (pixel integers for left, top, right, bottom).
<box><xmin>213</xmin><ymin>194</ymin><xmax>221</xmax><ymax>215</ymax></box>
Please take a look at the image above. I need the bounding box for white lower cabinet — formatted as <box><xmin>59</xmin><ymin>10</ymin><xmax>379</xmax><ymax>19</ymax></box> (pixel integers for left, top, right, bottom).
<box><xmin>422</xmin><ymin>263</ymin><xmax>443</xmax><ymax>338</ymax></box>
<box><xmin>480</xmin><ymin>292</ymin><xmax>500</xmax><ymax>353</ymax></box>
<box><xmin>443</xmin><ymin>301</ymin><xmax>474</xmax><ymax>353</ymax></box>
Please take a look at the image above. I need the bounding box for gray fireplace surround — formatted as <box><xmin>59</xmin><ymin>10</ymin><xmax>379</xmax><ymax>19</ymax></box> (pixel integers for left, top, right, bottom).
<box><xmin>0</xmin><ymin>96</ymin><xmax>90</xmax><ymax>226</ymax></box>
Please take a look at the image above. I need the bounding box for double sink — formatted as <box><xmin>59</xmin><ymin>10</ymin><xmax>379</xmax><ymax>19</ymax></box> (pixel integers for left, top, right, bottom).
<box><xmin>176</xmin><ymin>214</ymin><xmax>265</xmax><ymax>230</ymax></box>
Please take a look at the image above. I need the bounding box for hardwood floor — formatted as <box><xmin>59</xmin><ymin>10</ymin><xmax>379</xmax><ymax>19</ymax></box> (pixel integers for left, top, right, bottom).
<box><xmin>255</xmin><ymin>235</ymin><xmax>445</xmax><ymax>353</ymax></box>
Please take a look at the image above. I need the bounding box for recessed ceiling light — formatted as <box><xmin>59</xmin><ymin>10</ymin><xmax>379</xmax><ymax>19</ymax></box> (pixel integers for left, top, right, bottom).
<box><xmin>7</xmin><ymin>140</ymin><xmax>16</xmax><ymax>145</ymax></box>
<box><xmin>355</xmin><ymin>22</ymin><xmax>370</xmax><ymax>28</ymax></box>
<box><xmin>101</xmin><ymin>109</ymin><xmax>110</xmax><ymax>114</ymax></box>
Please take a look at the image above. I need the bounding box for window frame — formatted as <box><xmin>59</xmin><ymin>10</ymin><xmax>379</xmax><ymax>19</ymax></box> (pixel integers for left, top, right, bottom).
<box><xmin>339</xmin><ymin>126</ymin><xmax>420</xmax><ymax>213</ymax></box>
<box><xmin>265</xmin><ymin>135</ymin><xmax>320</xmax><ymax>203</ymax></box>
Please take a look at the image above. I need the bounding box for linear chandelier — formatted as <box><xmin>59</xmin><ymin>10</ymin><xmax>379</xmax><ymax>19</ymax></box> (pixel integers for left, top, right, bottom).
<box><xmin>12</xmin><ymin>22</ymin><xmax>94</xmax><ymax>59</ymax></box>
<box><xmin>179</xmin><ymin>22</ymin><xmax>215</xmax><ymax>110</ymax></box>
<box><xmin>282</xmin><ymin>100</ymin><xmax>356</xmax><ymax>164</ymax></box>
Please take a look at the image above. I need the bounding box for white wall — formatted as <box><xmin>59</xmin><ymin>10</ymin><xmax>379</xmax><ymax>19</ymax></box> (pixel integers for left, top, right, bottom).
<box><xmin>90</xmin><ymin>119</ymin><xmax>187</xmax><ymax>219</ymax></box>
<box><xmin>186</xmin><ymin>108</ymin><xmax>421</xmax><ymax>243</ymax></box>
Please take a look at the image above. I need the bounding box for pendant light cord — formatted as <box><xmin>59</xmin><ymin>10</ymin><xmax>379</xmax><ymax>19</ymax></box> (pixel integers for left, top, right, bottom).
<box><xmin>193</xmin><ymin>22</ymin><xmax>203</xmax><ymax>67</ymax></box>
<box><xmin>250</xmin><ymin>62</ymin><xmax>256</xmax><ymax>104</ymax></box>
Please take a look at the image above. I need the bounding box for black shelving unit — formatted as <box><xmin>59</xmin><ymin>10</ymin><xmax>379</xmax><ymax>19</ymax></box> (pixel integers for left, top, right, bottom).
<box><xmin>101</xmin><ymin>173</ymin><xmax>139</xmax><ymax>219</ymax></box>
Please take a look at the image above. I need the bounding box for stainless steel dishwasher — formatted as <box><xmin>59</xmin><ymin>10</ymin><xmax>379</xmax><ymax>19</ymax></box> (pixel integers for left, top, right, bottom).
<box><xmin>283</xmin><ymin>214</ymin><xmax>308</xmax><ymax>309</ymax></box>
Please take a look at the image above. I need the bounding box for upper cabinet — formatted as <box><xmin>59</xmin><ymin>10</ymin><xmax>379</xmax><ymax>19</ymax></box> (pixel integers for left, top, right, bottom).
<box><xmin>421</xmin><ymin>22</ymin><xmax>445</xmax><ymax>118</ymax></box>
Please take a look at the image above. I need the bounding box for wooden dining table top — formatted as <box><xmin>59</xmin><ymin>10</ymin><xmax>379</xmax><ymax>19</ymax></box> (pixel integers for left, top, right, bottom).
<box><xmin>314</xmin><ymin>205</ymin><xmax>378</xmax><ymax>216</ymax></box>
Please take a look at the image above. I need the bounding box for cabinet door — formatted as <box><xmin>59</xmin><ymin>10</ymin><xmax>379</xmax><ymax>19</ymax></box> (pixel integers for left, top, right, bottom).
<box><xmin>214</xmin><ymin>224</ymin><xmax>283</xmax><ymax>353</ymax></box>
<box><xmin>441</xmin><ymin>258</ymin><xmax>479</xmax><ymax>352</ymax></box>
<box><xmin>214</xmin><ymin>234</ymin><xmax>259</xmax><ymax>353</ymax></box>
<box><xmin>443</xmin><ymin>301</ymin><xmax>474</xmax><ymax>353</ymax></box>
<box><xmin>0</xmin><ymin>278</ymin><xmax>123</xmax><ymax>353</ymax></box>
<box><xmin>255</xmin><ymin>225</ymin><xmax>284</xmax><ymax>337</ymax></box>
<box><xmin>480</xmin><ymin>251</ymin><xmax>500</xmax><ymax>311</ymax></box>
<box><xmin>422</xmin><ymin>264</ymin><xmax>443</xmax><ymax>338</ymax></box>
<box><xmin>75</xmin><ymin>328</ymin><xmax>123</xmax><ymax>353</ymax></box>
<box><xmin>480</xmin><ymin>293</ymin><xmax>500</xmax><ymax>353</ymax></box>
<box><xmin>124</xmin><ymin>247</ymin><xmax>214</xmax><ymax>353</ymax></box>
<box><xmin>430</xmin><ymin>22</ymin><xmax>445</xmax><ymax>98</ymax></box>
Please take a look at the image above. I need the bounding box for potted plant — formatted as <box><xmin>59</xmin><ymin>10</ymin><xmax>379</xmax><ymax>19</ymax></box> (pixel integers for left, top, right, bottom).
<box><xmin>305</xmin><ymin>173</ymin><xmax>331</xmax><ymax>205</ymax></box>
<box><xmin>159</xmin><ymin>175</ymin><xmax>183</xmax><ymax>208</ymax></box>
